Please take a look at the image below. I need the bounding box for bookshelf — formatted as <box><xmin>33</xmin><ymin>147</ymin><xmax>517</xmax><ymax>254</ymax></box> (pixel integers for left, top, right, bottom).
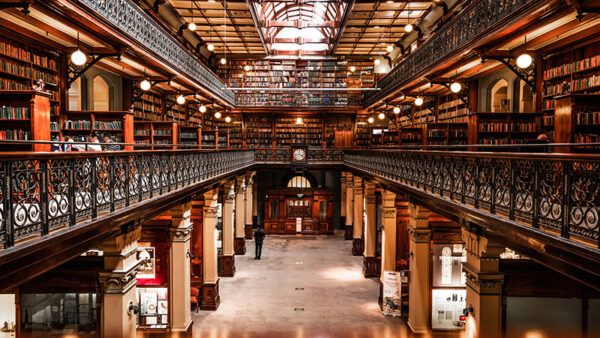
<box><xmin>215</xmin><ymin>114</ymin><xmax>242</xmax><ymax>149</ymax></box>
<box><xmin>437</xmin><ymin>94</ymin><xmax>469</xmax><ymax>123</ymax></box>
<box><xmin>325</xmin><ymin>116</ymin><xmax>353</xmax><ymax>147</ymax></box>
<box><xmin>400</xmin><ymin>126</ymin><xmax>423</xmax><ymax>146</ymax></box>
<box><xmin>0</xmin><ymin>90</ymin><xmax>51</xmax><ymax>151</ymax></box>
<box><xmin>245</xmin><ymin>115</ymin><xmax>273</xmax><ymax>148</ymax></box>
<box><xmin>178</xmin><ymin>125</ymin><xmax>201</xmax><ymax>149</ymax></box>
<box><xmin>423</xmin><ymin>123</ymin><xmax>468</xmax><ymax>146</ymax></box>
<box><xmin>201</xmin><ymin>129</ymin><xmax>217</xmax><ymax>149</ymax></box>
<box><xmin>133</xmin><ymin>91</ymin><xmax>163</xmax><ymax>121</ymax></box>
<box><xmin>355</xmin><ymin>115</ymin><xmax>371</xmax><ymax>148</ymax></box>
<box><xmin>554</xmin><ymin>94</ymin><xmax>600</xmax><ymax>152</ymax></box>
<box><xmin>275</xmin><ymin>116</ymin><xmax>322</xmax><ymax>147</ymax></box>
<box><xmin>133</xmin><ymin>121</ymin><xmax>177</xmax><ymax>150</ymax></box>
<box><xmin>471</xmin><ymin>112</ymin><xmax>540</xmax><ymax>146</ymax></box>
<box><xmin>60</xmin><ymin>111</ymin><xmax>134</xmax><ymax>150</ymax></box>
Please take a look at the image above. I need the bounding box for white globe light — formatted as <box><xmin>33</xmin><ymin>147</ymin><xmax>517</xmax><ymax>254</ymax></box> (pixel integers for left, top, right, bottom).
<box><xmin>214</xmin><ymin>112</ymin><xmax>222</xmax><ymax>119</ymax></box>
<box><xmin>374</xmin><ymin>59</ymin><xmax>381</xmax><ymax>66</ymax></box>
<box><xmin>199</xmin><ymin>105</ymin><xmax>207</xmax><ymax>113</ymax></box>
<box><xmin>244</xmin><ymin>65</ymin><xmax>251</xmax><ymax>71</ymax></box>
<box><xmin>70</xmin><ymin>49</ymin><xmax>87</xmax><ymax>66</ymax></box>
<box><xmin>405</xmin><ymin>24</ymin><xmax>413</xmax><ymax>33</ymax></box>
<box><xmin>220</xmin><ymin>58</ymin><xmax>227</xmax><ymax>65</ymax></box>
<box><xmin>386</xmin><ymin>44</ymin><xmax>394</xmax><ymax>53</ymax></box>
<box><xmin>225</xmin><ymin>116</ymin><xmax>231</xmax><ymax>123</ymax></box>
<box><xmin>415</xmin><ymin>97</ymin><xmax>424</xmax><ymax>106</ymax></box>
<box><xmin>516</xmin><ymin>53</ymin><xmax>533</xmax><ymax>69</ymax></box>
<box><xmin>368</xmin><ymin>117</ymin><xmax>374</xmax><ymax>124</ymax></box>
<box><xmin>350</xmin><ymin>66</ymin><xmax>356</xmax><ymax>72</ymax></box>
<box><xmin>393</xmin><ymin>106</ymin><xmax>400</xmax><ymax>114</ymax></box>
<box><xmin>188</xmin><ymin>23</ymin><xmax>197</xmax><ymax>31</ymax></box>
<box><xmin>450</xmin><ymin>82</ymin><xmax>462</xmax><ymax>93</ymax></box>
<box><xmin>378</xmin><ymin>112</ymin><xmax>385</xmax><ymax>120</ymax></box>
<box><xmin>207</xmin><ymin>43</ymin><xmax>215</xmax><ymax>51</ymax></box>
<box><xmin>140</xmin><ymin>79</ymin><xmax>151</xmax><ymax>91</ymax></box>
<box><xmin>176</xmin><ymin>95</ymin><xmax>186</xmax><ymax>105</ymax></box>
<box><xmin>296</xmin><ymin>117</ymin><xmax>302</xmax><ymax>124</ymax></box>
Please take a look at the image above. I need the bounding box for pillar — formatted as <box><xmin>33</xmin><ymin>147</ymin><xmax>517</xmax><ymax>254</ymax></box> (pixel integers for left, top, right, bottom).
<box><xmin>169</xmin><ymin>203</ymin><xmax>193</xmax><ymax>331</ymax></box>
<box><xmin>462</xmin><ymin>227</ymin><xmax>505</xmax><ymax>338</ymax></box>
<box><xmin>244</xmin><ymin>173</ymin><xmax>255</xmax><ymax>239</ymax></box>
<box><xmin>190</xmin><ymin>199</ymin><xmax>203</xmax><ymax>289</ymax></box>
<box><xmin>407</xmin><ymin>202</ymin><xmax>431</xmax><ymax>334</ymax></box>
<box><xmin>220</xmin><ymin>181</ymin><xmax>236</xmax><ymax>277</ymax></box>
<box><xmin>97</xmin><ymin>225</ymin><xmax>141</xmax><ymax>338</ymax></box>
<box><xmin>345</xmin><ymin>173</ymin><xmax>354</xmax><ymax>240</ymax></box>
<box><xmin>201</xmin><ymin>189</ymin><xmax>220</xmax><ymax>310</ymax></box>
<box><xmin>352</xmin><ymin>176</ymin><xmax>364</xmax><ymax>255</ymax></box>
<box><xmin>234</xmin><ymin>177</ymin><xmax>246</xmax><ymax>255</ymax></box>
<box><xmin>380</xmin><ymin>190</ymin><xmax>397</xmax><ymax>276</ymax></box>
<box><xmin>363</xmin><ymin>182</ymin><xmax>378</xmax><ymax>278</ymax></box>
<box><xmin>340</xmin><ymin>173</ymin><xmax>347</xmax><ymax>228</ymax></box>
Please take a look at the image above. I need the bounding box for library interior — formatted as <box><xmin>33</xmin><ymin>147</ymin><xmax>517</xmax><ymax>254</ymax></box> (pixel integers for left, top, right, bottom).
<box><xmin>0</xmin><ymin>0</ymin><xmax>599</xmax><ymax>337</ymax></box>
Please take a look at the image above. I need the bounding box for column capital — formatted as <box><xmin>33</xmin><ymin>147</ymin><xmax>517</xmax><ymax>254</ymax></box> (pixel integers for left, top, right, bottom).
<box><xmin>461</xmin><ymin>227</ymin><xmax>504</xmax><ymax>259</ymax></box>
<box><xmin>463</xmin><ymin>264</ymin><xmax>504</xmax><ymax>295</ymax></box>
<box><xmin>98</xmin><ymin>260</ymin><xmax>143</xmax><ymax>294</ymax></box>
<box><xmin>408</xmin><ymin>227</ymin><xmax>432</xmax><ymax>243</ymax></box>
<box><xmin>169</xmin><ymin>223</ymin><xmax>193</xmax><ymax>242</ymax></box>
<box><xmin>408</xmin><ymin>202</ymin><xmax>430</xmax><ymax>229</ymax></box>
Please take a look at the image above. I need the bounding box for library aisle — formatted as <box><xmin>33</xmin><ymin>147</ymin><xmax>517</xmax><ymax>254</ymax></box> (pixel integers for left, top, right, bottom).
<box><xmin>182</xmin><ymin>233</ymin><xmax>438</xmax><ymax>338</ymax></box>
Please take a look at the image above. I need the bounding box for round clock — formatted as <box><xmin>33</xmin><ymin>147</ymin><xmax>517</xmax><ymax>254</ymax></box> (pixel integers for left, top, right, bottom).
<box><xmin>293</xmin><ymin>148</ymin><xmax>306</xmax><ymax>161</ymax></box>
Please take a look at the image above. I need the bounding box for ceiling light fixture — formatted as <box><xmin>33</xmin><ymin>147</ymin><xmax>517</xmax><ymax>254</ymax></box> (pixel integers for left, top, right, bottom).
<box><xmin>374</xmin><ymin>59</ymin><xmax>381</xmax><ymax>66</ymax></box>
<box><xmin>215</xmin><ymin>111</ymin><xmax>222</xmax><ymax>119</ymax></box>
<box><xmin>415</xmin><ymin>96</ymin><xmax>424</xmax><ymax>106</ymax></box>
<box><xmin>405</xmin><ymin>2</ymin><xmax>413</xmax><ymax>33</ymax></box>
<box><xmin>207</xmin><ymin>43</ymin><xmax>215</xmax><ymax>51</ymax></box>
<box><xmin>296</xmin><ymin>117</ymin><xmax>302</xmax><ymax>124</ymax></box>
<box><xmin>516</xmin><ymin>35</ymin><xmax>533</xmax><ymax>69</ymax></box>
<box><xmin>188</xmin><ymin>0</ymin><xmax>196</xmax><ymax>31</ymax></box>
<box><xmin>220</xmin><ymin>58</ymin><xmax>227</xmax><ymax>65</ymax></box>
<box><xmin>225</xmin><ymin>116</ymin><xmax>231</xmax><ymax>123</ymax></box>
<box><xmin>140</xmin><ymin>79</ymin><xmax>151</xmax><ymax>91</ymax></box>
<box><xmin>378</xmin><ymin>112</ymin><xmax>385</xmax><ymax>120</ymax></box>
<box><xmin>244</xmin><ymin>65</ymin><xmax>251</xmax><ymax>71</ymax></box>
<box><xmin>393</xmin><ymin>106</ymin><xmax>400</xmax><ymax>114</ymax></box>
<box><xmin>387</xmin><ymin>44</ymin><xmax>394</xmax><ymax>53</ymax></box>
<box><xmin>177</xmin><ymin>94</ymin><xmax>186</xmax><ymax>105</ymax></box>
<box><xmin>350</xmin><ymin>66</ymin><xmax>356</xmax><ymax>72</ymax></box>
<box><xmin>450</xmin><ymin>82</ymin><xmax>462</xmax><ymax>93</ymax></box>
<box><xmin>368</xmin><ymin>117</ymin><xmax>374</xmax><ymax>124</ymax></box>
<box><xmin>199</xmin><ymin>104</ymin><xmax>207</xmax><ymax>113</ymax></box>
<box><xmin>70</xmin><ymin>32</ymin><xmax>87</xmax><ymax>66</ymax></box>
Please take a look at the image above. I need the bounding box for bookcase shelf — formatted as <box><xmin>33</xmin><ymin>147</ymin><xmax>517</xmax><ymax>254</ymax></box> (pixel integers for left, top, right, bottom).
<box><xmin>0</xmin><ymin>90</ymin><xmax>51</xmax><ymax>151</ymax></box>
<box><xmin>245</xmin><ymin>115</ymin><xmax>273</xmax><ymax>149</ymax></box>
<box><xmin>59</xmin><ymin>111</ymin><xmax>134</xmax><ymax>149</ymax></box>
<box><xmin>133</xmin><ymin>121</ymin><xmax>177</xmax><ymax>150</ymax></box>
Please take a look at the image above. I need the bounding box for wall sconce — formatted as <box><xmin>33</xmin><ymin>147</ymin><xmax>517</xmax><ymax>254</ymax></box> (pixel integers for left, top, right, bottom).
<box><xmin>127</xmin><ymin>301</ymin><xmax>139</xmax><ymax>316</ymax></box>
<box><xmin>463</xmin><ymin>305</ymin><xmax>474</xmax><ymax>317</ymax></box>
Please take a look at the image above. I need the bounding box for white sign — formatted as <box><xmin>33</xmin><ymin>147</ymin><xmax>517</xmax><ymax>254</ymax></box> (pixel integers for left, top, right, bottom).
<box><xmin>296</xmin><ymin>217</ymin><xmax>302</xmax><ymax>233</ymax></box>
<box><xmin>382</xmin><ymin>270</ymin><xmax>402</xmax><ymax>316</ymax></box>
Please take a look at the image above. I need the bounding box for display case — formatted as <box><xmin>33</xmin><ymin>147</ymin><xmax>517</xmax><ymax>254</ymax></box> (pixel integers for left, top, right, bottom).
<box><xmin>431</xmin><ymin>243</ymin><xmax>467</xmax><ymax>331</ymax></box>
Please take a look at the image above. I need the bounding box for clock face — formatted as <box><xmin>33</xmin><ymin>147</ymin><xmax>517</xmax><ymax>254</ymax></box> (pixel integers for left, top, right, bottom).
<box><xmin>293</xmin><ymin>148</ymin><xmax>306</xmax><ymax>161</ymax></box>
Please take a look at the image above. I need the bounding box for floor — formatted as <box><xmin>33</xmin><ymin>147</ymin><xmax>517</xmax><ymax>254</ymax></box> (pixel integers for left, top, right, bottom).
<box><xmin>183</xmin><ymin>231</ymin><xmax>456</xmax><ymax>338</ymax></box>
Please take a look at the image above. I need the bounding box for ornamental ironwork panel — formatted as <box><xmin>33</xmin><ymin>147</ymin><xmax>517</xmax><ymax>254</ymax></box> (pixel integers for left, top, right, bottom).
<box><xmin>364</xmin><ymin>0</ymin><xmax>531</xmax><ymax>106</ymax></box>
<box><xmin>72</xmin><ymin>0</ymin><xmax>235</xmax><ymax>105</ymax></box>
<box><xmin>344</xmin><ymin>150</ymin><xmax>600</xmax><ymax>248</ymax></box>
<box><xmin>0</xmin><ymin>150</ymin><xmax>254</xmax><ymax>249</ymax></box>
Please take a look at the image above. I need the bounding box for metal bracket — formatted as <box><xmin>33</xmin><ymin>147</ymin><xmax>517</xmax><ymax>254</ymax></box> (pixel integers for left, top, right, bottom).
<box><xmin>484</xmin><ymin>55</ymin><xmax>536</xmax><ymax>91</ymax></box>
<box><xmin>432</xmin><ymin>81</ymin><xmax>471</xmax><ymax>112</ymax></box>
<box><xmin>132</xmin><ymin>79</ymin><xmax>170</xmax><ymax>104</ymax></box>
<box><xmin>67</xmin><ymin>53</ymin><xmax>120</xmax><ymax>89</ymax></box>
<box><xmin>576</xmin><ymin>7</ymin><xmax>600</xmax><ymax>21</ymax></box>
<box><xmin>0</xmin><ymin>0</ymin><xmax>32</xmax><ymax>14</ymax></box>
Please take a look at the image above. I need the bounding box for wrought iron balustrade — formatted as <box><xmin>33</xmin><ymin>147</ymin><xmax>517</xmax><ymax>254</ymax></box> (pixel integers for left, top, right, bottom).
<box><xmin>254</xmin><ymin>148</ymin><xmax>344</xmax><ymax>163</ymax></box>
<box><xmin>364</xmin><ymin>0</ymin><xmax>532</xmax><ymax>106</ymax></box>
<box><xmin>345</xmin><ymin>150</ymin><xmax>600</xmax><ymax>248</ymax></box>
<box><xmin>69</xmin><ymin>0</ymin><xmax>235</xmax><ymax>105</ymax></box>
<box><xmin>0</xmin><ymin>149</ymin><xmax>254</xmax><ymax>248</ymax></box>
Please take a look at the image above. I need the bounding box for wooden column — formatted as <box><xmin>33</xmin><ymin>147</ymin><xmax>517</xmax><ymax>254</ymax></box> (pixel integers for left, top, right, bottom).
<box><xmin>201</xmin><ymin>190</ymin><xmax>220</xmax><ymax>310</ymax></box>
<box><xmin>380</xmin><ymin>189</ymin><xmax>397</xmax><ymax>276</ymax></box>
<box><xmin>352</xmin><ymin>176</ymin><xmax>364</xmax><ymax>256</ymax></box>
<box><xmin>169</xmin><ymin>202</ymin><xmax>193</xmax><ymax>331</ymax></box>
<box><xmin>363</xmin><ymin>182</ymin><xmax>378</xmax><ymax>278</ymax></box>
<box><xmin>97</xmin><ymin>226</ymin><xmax>142</xmax><ymax>338</ymax></box>
<box><xmin>190</xmin><ymin>199</ymin><xmax>203</xmax><ymax>289</ymax></box>
<box><xmin>344</xmin><ymin>173</ymin><xmax>354</xmax><ymax>240</ymax></box>
<box><xmin>407</xmin><ymin>202</ymin><xmax>432</xmax><ymax>334</ymax></box>
<box><xmin>220</xmin><ymin>181</ymin><xmax>236</xmax><ymax>277</ymax></box>
<box><xmin>340</xmin><ymin>173</ymin><xmax>347</xmax><ymax>227</ymax></box>
<box><xmin>234</xmin><ymin>177</ymin><xmax>246</xmax><ymax>255</ymax></box>
<box><xmin>244</xmin><ymin>173</ymin><xmax>255</xmax><ymax>239</ymax></box>
<box><xmin>462</xmin><ymin>227</ymin><xmax>505</xmax><ymax>338</ymax></box>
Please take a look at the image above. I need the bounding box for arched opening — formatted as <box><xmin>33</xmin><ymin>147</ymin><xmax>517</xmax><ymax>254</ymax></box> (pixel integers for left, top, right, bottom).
<box><xmin>93</xmin><ymin>76</ymin><xmax>111</xmax><ymax>111</ymax></box>
<box><xmin>68</xmin><ymin>77</ymin><xmax>81</xmax><ymax>110</ymax></box>
<box><xmin>490</xmin><ymin>79</ymin><xmax>509</xmax><ymax>112</ymax></box>
<box><xmin>287</xmin><ymin>175</ymin><xmax>312</xmax><ymax>188</ymax></box>
<box><xmin>519</xmin><ymin>80</ymin><xmax>534</xmax><ymax>113</ymax></box>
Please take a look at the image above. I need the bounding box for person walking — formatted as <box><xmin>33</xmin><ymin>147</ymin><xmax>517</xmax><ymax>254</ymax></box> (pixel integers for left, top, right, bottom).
<box><xmin>254</xmin><ymin>226</ymin><xmax>265</xmax><ymax>260</ymax></box>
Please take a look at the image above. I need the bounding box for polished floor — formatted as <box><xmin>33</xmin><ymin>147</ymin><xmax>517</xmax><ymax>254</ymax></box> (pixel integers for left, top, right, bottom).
<box><xmin>184</xmin><ymin>231</ymin><xmax>458</xmax><ymax>338</ymax></box>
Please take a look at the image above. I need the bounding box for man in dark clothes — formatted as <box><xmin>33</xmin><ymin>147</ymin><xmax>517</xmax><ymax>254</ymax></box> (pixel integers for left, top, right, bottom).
<box><xmin>254</xmin><ymin>226</ymin><xmax>265</xmax><ymax>260</ymax></box>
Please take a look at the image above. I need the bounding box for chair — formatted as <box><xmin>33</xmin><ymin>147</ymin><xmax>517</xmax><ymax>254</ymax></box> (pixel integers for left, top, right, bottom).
<box><xmin>191</xmin><ymin>287</ymin><xmax>200</xmax><ymax>312</ymax></box>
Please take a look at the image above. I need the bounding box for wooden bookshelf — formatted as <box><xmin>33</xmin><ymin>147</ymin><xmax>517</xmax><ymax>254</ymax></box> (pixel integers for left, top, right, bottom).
<box><xmin>355</xmin><ymin>115</ymin><xmax>371</xmax><ymax>148</ymax></box>
<box><xmin>245</xmin><ymin>115</ymin><xmax>273</xmax><ymax>149</ymax></box>
<box><xmin>554</xmin><ymin>94</ymin><xmax>600</xmax><ymax>152</ymax></box>
<box><xmin>437</xmin><ymin>94</ymin><xmax>469</xmax><ymax>123</ymax></box>
<box><xmin>60</xmin><ymin>111</ymin><xmax>134</xmax><ymax>150</ymax></box>
<box><xmin>0</xmin><ymin>90</ymin><xmax>51</xmax><ymax>151</ymax></box>
<box><xmin>423</xmin><ymin>123</ymin><xmax>468</xmax><ymax>146</ymax></box>
<box><xmin>469</xmin><ymin>112</ymin><xmax>540</xmax><ymax>146</ymax></box>
<box><xmin>400</xmin><ymin>126</ymin><xmax>423</xmax><ymax>146</ymax></box>
<box><xmin>178</xmin><ymin>125</ymin><xmax>201</xmax><ymax>149</ymax></box>
<box><xmin>133</xmin><ymin>121</ymin><xmax>177</xmax><ymax>150</ymax></box>
<box><xmin>325</xmin><ymin>116</ymin><xmax>353</xmax><ymax>148</ymax></box>
<box><xmin>275</xmin><ymin>116</ymin><xmax>322</xmax><ymax>147</ymax></box>
<box><xmin>133</xmin><ymin>91</ymin><xmax>163</xmax><ymax>121</ymax></box>
<box><xmin>215</xmin><ymin>114</ymin><xmax>242</xmax><ymax>149</ymax></box>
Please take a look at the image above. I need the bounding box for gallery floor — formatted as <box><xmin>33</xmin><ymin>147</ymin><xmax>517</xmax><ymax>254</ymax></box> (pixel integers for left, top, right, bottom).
<box><xmin>139</xmin><ymin>232</ymin><xmax>460</xmax><ymax>338</ymax></box>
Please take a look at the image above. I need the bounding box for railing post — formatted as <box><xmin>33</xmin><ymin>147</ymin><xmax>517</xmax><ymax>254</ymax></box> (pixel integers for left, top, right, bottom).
<box><xmin>532</xmin><ymin>160</ymin><xmax>540</xmax><ymax>229</ymax></box>
<box><xmin>138</xmin><ymin>158</ymin><xmax>143</xmax><ymax>203</ymax></box>
<box><xmin>109</xmin><ymin>156</ymin><xmax>115</xmax><ymax>213</ymax></box>
<box><xmin>490</xmin><ymin>161</ymin><xmax>497</xmax><ymax>214</ymax></box>
<box><xmin>68</xmin><ymin>159</ymin><xmax>76</xmax><ymax>227</ymax></box>
<box><xmin>91</xmin><ymin>159</ymin><xmax>97</xmax><ymax>219</ymax></box>
<box><xmin>124</xmin><ymin>156</ymin><xmax>130</xmax><ymax>207</ymax></box>
<box><xmin>40</xmin><ymin>160</ymin><xmax>49</xmax><ymax>235</ymax></box>
<box><xmin>561</xmin><ymin>161</ymin><xmax>571</xmax><ymax>239</ymax></box>
<box><xmin>509</xmin><ymin>159</ymin><xmax>516</xmax><ymax>220</ymax></box>
<box><xmin>474</xmin><ymin>158</ymin><xmax>480</xmax><ymax>209</ymax></box>
<box><xmin>4</xmin><ymin>162</ymin><xmax>13</xmax><ymax>248</ymax></box>
<box><xmin>148</xmin><ymin>155</ymin><xmax>154</xmax><ymax>199</ymax></box>
<box><xmin>460</xmin><ymin>159</ymin><xmax>466</xmax><ymax>204</ymax></box>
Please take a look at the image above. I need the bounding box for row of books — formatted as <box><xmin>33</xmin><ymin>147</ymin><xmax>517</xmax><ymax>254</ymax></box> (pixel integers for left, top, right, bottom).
<box><xmin>0</xmin><ymin>106</ymin><xmax>30</xmax><ymax>119</ymax></box>
<box><xmin>576</xmin><ymin>111</ymin><xmax>600</xmax><ymax>125</ymax></box>
<box><xmin>575</xmin><ymin>132</ymin><xmax>599</xmax><ymax>144</ymax></box>
<box><xmin>544</xmin><ymin>54</ymin><xmax>600</xmax><ymax>80</ymax></box>
<box><xmin>94</xmin><ymin>120</ymin><xmax>122</xmax><ymax>130</ymax></box>
<box><xmin>510</xmin><ymin>122</ymin><xmax>537</xmax><ymax>132</ymax></box>
<box><xmin>0</xmin><ymin>41</ymin><xmax>57</xmax><ymax>71</ymax></box>
<box><xmin>154</xmin><ymin>129</ymin><xmax>171</xmax><ymax>136</ymax></box>
<box><xmin>543</xmin><ymin>115</ymin><xmax>555</xmax><ymax>126</ymax></box>
<box><xmin>0</xmin><ymin>129</ymin><xmax>30</xmax><ymax>140</ymax></box>
<box><xmin>63</xmin><ymin>119</ymin><xmax>92</xmax><ymax>130</ymax></box>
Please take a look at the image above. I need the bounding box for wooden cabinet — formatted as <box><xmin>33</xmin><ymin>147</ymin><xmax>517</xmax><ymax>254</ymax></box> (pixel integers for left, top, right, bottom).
<box><xmin>263</xmin><ymin>188</ymin><xmax>334</xmax><ymax>235</ymax></box>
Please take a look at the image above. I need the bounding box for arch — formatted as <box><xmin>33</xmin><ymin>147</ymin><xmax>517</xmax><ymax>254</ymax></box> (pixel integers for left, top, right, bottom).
<box><xmin>488</xmin><ymin>78</ymin><xmax>509</xmax><ymax>113</ymax></box>
<box><xmin>287</xmin><ymin>176</ymin><xmax>311</xmax><ymax>188</ymax></box>
<box><xmin>280</xmin><ymin>171</ymin><xmax>318</xmax><ymax>188</ymax></box>
<box><xmin>92</xmin><ymin>75</ymin><xmax>114</xmax><ymax>111</ymax></box>
<box><xmin>68</xmin><ymin>77</ymin><xmax>82</xmax><ymax>110</ymax></box>
<box><xmin>518</xmin><ymin>79</ymin><xmax>534</xmax><ymax>113</ymax></box>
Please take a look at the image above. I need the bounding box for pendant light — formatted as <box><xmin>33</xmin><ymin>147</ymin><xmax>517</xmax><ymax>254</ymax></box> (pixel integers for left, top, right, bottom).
<box><xmin>220</xmin><ymin>0</ymin><xmax>227</xmax><ymax>65</ymax></box>
<box><xmin>188</xmin><ymin>0</ymin><xmax>197</xmax><ymax>31</ymax></box>
<box><xmin>516</xmin><ymin>36</ymin><xmax>532</xmax><ymax>69</ymax></box>
<box><xmin>71</xmin><ymin>32</ymin><xmax>87</xmax><ymax>66</ymax></box>
<box><xmin>225</xmin><ymin>116</ymin><xmax>231</xmax><ymax>123</ymax></box>
<box><xmin>215</xmin><ymin>111</ymin><xmax>222</xmax><ymax>119</ymax></box>
<box><xmin>368</xmin><ymin>116</ymin><xmax>374</xmax><ymax>124</ymax></box>
<box><xmin>415</xmin><ymin>96</ymin><xmax>424</xmax><ymax>106</ymax></box>
<box><xmin>140</xmin><ymin>68</ymin><xmax>151</xmax><ymax>91</ymax></box>
<box><xmin>199</xmin><ymin>104</ymin><xmax>207</xmax><ymax>113</ymax></box>
<box><xmin>296</xmin><ymin>117</ymin><xmax>302</xmax><ymax>124</ymax></box>
<box><xmin>405</xmin><ymin>2</ymin><xmax>413</xmax><ymax>33</ymax></box>
<box><xmin>378</xmin><ymin>112</ymin><xmax>385</xmax><ymax>120</ymax></box>
<box><xmin>177</xmin><ymin>94</ymin><xmax>186</xmax><ymax>105</ymax></box>
<box><xmin>374</xmin><ymin>59</ymin><xmax>381</xmax><ymax>66</ymax></box>
<box><xmin>393</xmin><ymin>106</ymin><xmax>400</xmax><ymax>114</ymax></box>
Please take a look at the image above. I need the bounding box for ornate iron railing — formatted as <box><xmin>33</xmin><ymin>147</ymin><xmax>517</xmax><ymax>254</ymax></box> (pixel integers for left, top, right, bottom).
<box><xmin>364</xmin><ymin>0</ymin><xmax>533</xmax><ymax>106</ymax></box>
<box><xmin>0</xmin><ymin>150</ymin><xmax>254</xmax><ymax>248</ymax></box>
<box><xmin>68</xmin><ymin>0</ymin><xmax>235</xmax><ymax>105</ymax></box>
<box><xmin>345</xmin><ymin>150</ymin><xmax>600</xmax><ymax>248</ymax></box>
<box><xmin>254</xmin><ymin>148</ymin><xmax>344</xmax><ymax>163</ymax></box>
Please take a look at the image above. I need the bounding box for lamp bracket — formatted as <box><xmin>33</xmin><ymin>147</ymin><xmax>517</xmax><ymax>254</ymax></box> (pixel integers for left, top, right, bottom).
<box><xmin>432</xmin><ymin>81</ymin><xmax>471</xmax><ymax>112</ymax></box>
<box><xmin>67</xmin><ymin>53</ymin><xmax>120</xmax><ymax>89</ymax></box>
<box><xmin>484</xmin><ymin>55</ymin><xmax>536</xmax><ymax>91</ymax></box>
<box><xmin>0</xmin><ymin>0</ymin><xmax>32</xmax><ymax>14</ymax></box>
<box><xmin>577</xmin><ymin>7</ymin><xmax>600</xmax><ymax>21</ymax></box>
<box><xmin>132</xmin><ymin>79</ymin><xmax>170</xmax><ymax>104</ymax></box>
